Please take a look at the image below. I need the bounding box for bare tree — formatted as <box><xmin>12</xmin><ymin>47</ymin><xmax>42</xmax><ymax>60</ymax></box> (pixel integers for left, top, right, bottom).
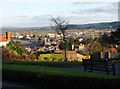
<box><xmin>50</xmin><ymin>16</ymin><xmax>69</xmax><ymax>60</ymax></box>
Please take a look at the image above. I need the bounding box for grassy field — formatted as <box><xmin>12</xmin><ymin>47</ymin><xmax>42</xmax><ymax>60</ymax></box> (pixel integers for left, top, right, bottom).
<box><xmin>2</xmin><ymin>59</ymin><xmax>83</xmax><ymax>67</ymax></box>
<box><xmin>3</xmin><ymin>64</ymin><xmax>118</xmax><ymax>79</ymax></box>
<box><xmin>3</xmin><ymin>60</ymin><xmax>120</xmax><ymax>88</ymax></box>
<box><xmin>39</xmin><ymin>53</ymin><xmax>64</xmax><ymax>61</ymax></box>
<box><xmin>2</xmin><ymin>59</ymin><xmax>120</xmax><ymax>79</ymax></box>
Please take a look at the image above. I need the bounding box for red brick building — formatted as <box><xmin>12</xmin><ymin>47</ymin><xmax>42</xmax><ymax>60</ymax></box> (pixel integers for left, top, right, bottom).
<box><xmin>0</xmin><ymin>30</ymin><xmax>11</xmax><ymax>47</ymax></box>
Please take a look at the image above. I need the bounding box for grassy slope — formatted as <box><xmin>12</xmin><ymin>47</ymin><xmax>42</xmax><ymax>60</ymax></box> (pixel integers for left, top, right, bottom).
<box><xmin>2</xmin><ymin>59</ymin><xmax>83</xmax><ymax>67</ymax></box>
<box><xmin>3</xmin><ymin>64</ymin><xmax>118</xmax><ymax>79</ymax></box>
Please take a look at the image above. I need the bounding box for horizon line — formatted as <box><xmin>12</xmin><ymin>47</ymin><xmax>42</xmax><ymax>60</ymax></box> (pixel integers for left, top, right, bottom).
<box><xmin>2</xmin><ymin>20</ymin><xmax>119</xmax><ymax>28</ymax></box>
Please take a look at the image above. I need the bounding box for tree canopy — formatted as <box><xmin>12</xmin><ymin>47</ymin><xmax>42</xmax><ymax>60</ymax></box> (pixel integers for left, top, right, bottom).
<box><xmin>109</xmin><ymin>28</ymin><xmax>120</xmax><ymax>45</ymax></box>
<box><xmin>50</xmin><ymin>16</ymin><xmax>69</xmax><ymax>36</ymax></box>
<box><xmin>99</xmin><ymin>28</ymin><xmax>120</xmax><ymax>46</ymax></box>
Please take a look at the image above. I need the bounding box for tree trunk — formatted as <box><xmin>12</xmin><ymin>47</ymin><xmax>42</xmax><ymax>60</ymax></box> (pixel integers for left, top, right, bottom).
<box><xmin>63</xmin><ymin>35</ymin><xmax>67</xmax><ymax>61</ymax></box>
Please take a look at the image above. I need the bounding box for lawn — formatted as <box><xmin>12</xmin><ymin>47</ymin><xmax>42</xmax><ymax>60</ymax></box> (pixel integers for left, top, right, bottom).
<box><xmin>2</xmin><ymin>59</ymin><xmax>83</xmax><ymax>67</ymax></box>
<box><xmin>3</xmin><ymin>62</ymin><xmax>120</xmax><ymax>89</ymax></box>
<box><xmin>2</xmin><ymin>64</ymin><xmax>118</xmax><ymax>79</ymax></box>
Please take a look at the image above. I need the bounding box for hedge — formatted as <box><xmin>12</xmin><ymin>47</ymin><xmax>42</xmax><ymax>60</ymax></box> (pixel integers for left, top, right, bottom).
<box><xmin>3</xmin><ymin>69</ymin><xmax>120</xmax><ymax>89</ymax></box>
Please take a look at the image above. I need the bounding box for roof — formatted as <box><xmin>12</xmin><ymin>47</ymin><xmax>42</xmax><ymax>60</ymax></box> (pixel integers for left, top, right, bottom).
<box><xmin>67</xmin><ymin>51</ymin><xmax>77</xmax><ymax>54</ymax></box>
<box><xmin>55</xmin><ymin>50</ymin><xmax>77</xmax><ymax>54</ymax></box>
<box><xmin>6</xmin><ymin>30</ymin><xmax>11</xmax><ymax>32</ymax></box>
<box><xmin>111</xmin><ymin>47</ymin><xmax>117</xmax><ymax>52</ymax></box>
<box><xmin>0</xmin><ymin>35</ymin><xmax>8</xmax><ymax>42</ymax></box>
<box><xmin>55</xmin><ymin>50</ymin><xmax>64</xmax><ymax>53</ymax></box>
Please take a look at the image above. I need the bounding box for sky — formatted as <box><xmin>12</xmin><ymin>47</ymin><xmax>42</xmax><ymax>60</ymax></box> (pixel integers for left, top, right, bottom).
<box><xmin>1</xmin><ymin>0</ymin><xmax>120</xmax><ymax>27</ymax></box>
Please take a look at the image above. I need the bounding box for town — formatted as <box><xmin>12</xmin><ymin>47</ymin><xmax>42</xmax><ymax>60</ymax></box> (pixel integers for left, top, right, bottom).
<box><xmin>1</xmin><ymin>1</ymin><xmax>120</xmax><ymax>88</ymax></box>
<box><xmin>1</xmin><ymin>27</ymin><xmax>118</xmax><ymax>62</ymax></box>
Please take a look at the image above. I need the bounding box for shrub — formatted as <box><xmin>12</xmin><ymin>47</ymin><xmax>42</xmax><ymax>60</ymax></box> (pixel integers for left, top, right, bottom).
<box><xmin>3</xmin><ymin>69</ymin><xmax>120</xmax><ymax>89</ymax></box>
<box><xmin>44</xmin><ymin>57</ymin><xmax>49</xmax><ymax>61</ymax></box>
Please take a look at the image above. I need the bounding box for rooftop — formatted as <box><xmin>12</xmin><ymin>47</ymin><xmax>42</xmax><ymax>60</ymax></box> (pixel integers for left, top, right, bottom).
<box><xmin>0</xmin><ymin>35</ymin><xmax>8</xmax><ymax>42</ymax></box>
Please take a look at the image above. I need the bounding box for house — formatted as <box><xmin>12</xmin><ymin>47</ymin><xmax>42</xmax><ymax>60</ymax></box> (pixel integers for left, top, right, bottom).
<box><xmin>54</xmin><ymin>50</ymin><xmax>81</xmax><ymax>61</ymax></box>
<box><xmin>54</xmin><ymin>50</ymin><xmax>89</xmax><ymax>62</ymax></box>
<box><xmin>0</xmin><ymin>30</ymin><xmax>11</xmax><ymax>47</ymax></box>
<box><xmin>39</xmin><ymin>50</ymin><xmax>86</xmax><ymax>62</ymax></box>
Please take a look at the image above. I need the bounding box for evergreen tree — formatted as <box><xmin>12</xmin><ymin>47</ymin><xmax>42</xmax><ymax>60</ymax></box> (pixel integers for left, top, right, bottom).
<box><xmin>59</xmin><ymin>41</ymin><xmax>69</xmax><ymax>50</ymax></box>
<box><xmin>99</xmin><ymin>33</ymin><xmax>111</xmax><ymax>47</ymax></box>
<box><xmin>59</xmin><ymin>41</ymin><xmax>64</xmax><ymax>50</ymax></box>
<box><xmin>74</xmin><ymin>38</ymin><xmax>80</xmax><ymax>45</ymax></box>
<box><xmin>109</xmin><ymin>28</ymin><xmax>120</xmax><ymax>45</ymax></box>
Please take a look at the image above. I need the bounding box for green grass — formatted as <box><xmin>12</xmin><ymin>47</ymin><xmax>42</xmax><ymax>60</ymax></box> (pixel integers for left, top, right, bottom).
<box><xmin>3</xmin><ymin>64</ymin><xmax>118</xmax><ymax>79</ymax></box>
<box><xmin>40</xmin><ymin>53</ymin><xmax>64</xmax><ymax>61</ymax></box>
<box><xmin>2</xmin><ymin>59</ymin><xmax>83</xmax><ymax>67</ymax></box>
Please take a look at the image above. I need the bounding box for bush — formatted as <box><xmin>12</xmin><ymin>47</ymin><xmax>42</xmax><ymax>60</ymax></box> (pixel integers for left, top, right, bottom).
<box><xmin>44</xmin><ymin>57</ymin><xmax>49</xmax><ymax>61</ymax></box>
<box><xmin>3</xmin><ymin>69</ymin><xmax>120</xmax><ymax>89</ymax></box>
<box><xmin>117</xmin><ymin>44</ymin><xmax>120</xmax><ymax>52</ymax></box>
<box><xmin>52</xmin><ymin>58</ymin><xmax>56</xmax><ymax>61</ymax></box>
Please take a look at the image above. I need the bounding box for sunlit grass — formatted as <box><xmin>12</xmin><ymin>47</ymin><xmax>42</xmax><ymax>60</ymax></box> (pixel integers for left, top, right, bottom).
<box><xmin>2</xmin><ymin>59</ymin><xmax>83</xmax><ymax>67</ymax></box>
<box><xmin>3</xmin><ymin>64</ymin><xmax>118</xmax><ymax>79</ymax></box>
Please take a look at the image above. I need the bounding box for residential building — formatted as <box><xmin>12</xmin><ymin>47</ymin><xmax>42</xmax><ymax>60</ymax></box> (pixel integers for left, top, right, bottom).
<box><xmin>0</xmin><ymin>30</ymin><xmax>11</xmax><ymax>47</ymax></box>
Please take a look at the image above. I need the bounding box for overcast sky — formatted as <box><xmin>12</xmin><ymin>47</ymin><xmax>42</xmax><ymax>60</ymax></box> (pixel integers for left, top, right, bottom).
<box><xmin>1</xmin><ymin>0</ymin><xmax>119</xmax><ymax>27</ymax></box>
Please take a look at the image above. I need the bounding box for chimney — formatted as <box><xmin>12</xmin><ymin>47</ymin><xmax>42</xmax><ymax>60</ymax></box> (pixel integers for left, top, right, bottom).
<box><xmin>6</xmin><ymin>30</ymin><xmax>11</xmax><ymax>41</ymax></box>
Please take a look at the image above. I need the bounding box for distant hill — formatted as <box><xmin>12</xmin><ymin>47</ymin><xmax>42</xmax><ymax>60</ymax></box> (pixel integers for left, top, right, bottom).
<box><xmin>2</xmin><ymin>21</ymin><xmax>120</xmax><ymax>31</ymax></box>
<box><xmin>67</xmin><ymin>21</ymin><xmax>120</xmax><ymax>30</ymax></box>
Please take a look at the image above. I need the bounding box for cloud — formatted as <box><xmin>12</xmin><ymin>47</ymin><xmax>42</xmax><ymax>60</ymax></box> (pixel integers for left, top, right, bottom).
<box><xmin>14</xmin><ymin>15</ymin><xmax>29</xmax><ymax>18</ymax></box>
<box><xmin>2</xmin><ymin>1</ymin><xmax>118</xmax><ymax>27</ymax></box>
<box><xmin>118</xmin><ymin>2</ymin><xmax>120</xmax><ymax>20</ymax></box>
<box><xmin>72</xmin><ymin>2</ymin><xmax>81</xmax><ymax>5</ymax></box>
<box><xmin>72</xmin><ymin>2</ymin><xmax>97</xmax><ymax>5</ymax></box>
<box><xmin>69</xmin><ymin>14</ymin><xmax>118</xmax><ymax>24</ymax></box>
<box><xmin>31</xmin><ymin>15</ymin><xmax>50</xmax><ymax>21</ymax></box>
<box><xmin>111</xmin><ymin>2</ymin><xmax>118</xmax><ymax>7</ymax></box>
<box><xmin>86</xmin><ymin>8</ymin><xmax>118</xmax><ymax>14</ymax></box>
<box><xmin>71</xmin><ymin>2</ymin><xmax>118</xmax><ymax>15</ymax></box>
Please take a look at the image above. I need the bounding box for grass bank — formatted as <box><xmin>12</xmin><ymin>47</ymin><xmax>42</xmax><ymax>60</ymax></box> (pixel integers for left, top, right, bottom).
<box><xmin>2</xmin><ymin>59</ymin><xmax>83</xmax><ymax>67</ymax></box>
<box><xmin>3</xmin><ymin>64</ymin><xmax>118</xmax><ymax>78</ymax></box>
<box><xmin>3</xmin><ymin>64</ymin><xmax>120</xmax><ymax>89</ymax></box>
